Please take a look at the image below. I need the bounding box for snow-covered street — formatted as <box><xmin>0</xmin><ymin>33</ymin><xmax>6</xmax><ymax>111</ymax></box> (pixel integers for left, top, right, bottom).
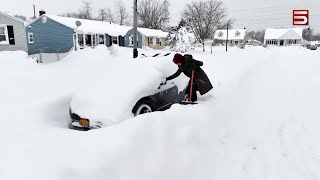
<box><xmin>1</xmin><ymin>46</ymin><xmax>320</xmax><ymax>180</ymax></box>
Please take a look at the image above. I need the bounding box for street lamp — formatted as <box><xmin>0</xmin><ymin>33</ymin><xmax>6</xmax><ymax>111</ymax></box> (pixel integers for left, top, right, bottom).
<box><xmin>133</xmin><ymin>0</ymin><xmax>138</xmax><ymax>58</ymax></box>
<box><xmin>226</xmin><ymin>20</ymin><xmax>231</xmax><ymax>52</ymax></box>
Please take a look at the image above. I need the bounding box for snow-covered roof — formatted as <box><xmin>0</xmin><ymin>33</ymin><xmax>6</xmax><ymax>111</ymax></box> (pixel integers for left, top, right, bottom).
<box><xmin>29</xmin><ymin>15</ymin><xmax>168</xmax><ymax>37</ymax></box>
<box><xmin>29</xmin><ymin>15</ymin><xmax>131</xmax><ymax>36</ymax></box>
<box><xmin>138</xmin><ymin>27</ymin><xmax>168</xmax><ymax>38</ymax></box>
<box><xmin>48</xmin><ymin>15</ymin><xmax>132</xmax><ymax>36</ymax></box>
<box><xmin>0</xmin><ymin>11</ymin><xmax>27</xmax><ymax>25</ymax></box>
<box><xmin>264</xmin><ymin>28</ymin><xmax>303</xmax><ymax>40</ymax></box>
<box><xmin>214</xmin><ymin>29</ymin><xmax>246</xmax><ymax>40</ymax></box>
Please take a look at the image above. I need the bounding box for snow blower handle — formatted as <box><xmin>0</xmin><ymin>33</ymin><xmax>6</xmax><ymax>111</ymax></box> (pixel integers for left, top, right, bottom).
<box><xmin>189</xmin><ymin>69</ymin><xmax>195</xmax><ymax>102</ymax></box>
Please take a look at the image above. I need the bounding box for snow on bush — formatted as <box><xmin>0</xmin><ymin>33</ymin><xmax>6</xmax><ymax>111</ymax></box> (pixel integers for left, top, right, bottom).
<box><xmin>169</xmin><ymin>27</ymin><xmax>195</xmax><ymax>53</ymax></box>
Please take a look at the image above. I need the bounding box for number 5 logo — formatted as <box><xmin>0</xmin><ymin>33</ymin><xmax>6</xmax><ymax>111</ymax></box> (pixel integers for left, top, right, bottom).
<box><xmin>293</xmin><ymin>10</ymin><xmax>309</xmax><ymax>26</ymax></box>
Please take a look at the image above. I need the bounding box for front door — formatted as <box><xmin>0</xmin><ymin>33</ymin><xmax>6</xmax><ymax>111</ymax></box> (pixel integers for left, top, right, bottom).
<box><xmin>280</xmin><ymin>40</ymin><xmax>284</xmax><ymax>46</ymax></box>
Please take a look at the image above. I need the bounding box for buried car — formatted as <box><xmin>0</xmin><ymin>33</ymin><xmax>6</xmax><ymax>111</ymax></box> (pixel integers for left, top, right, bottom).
<box><xmin>69</xmin><ymin>81</ymin><xmax>190</xmax><ymax>130</ymax></box>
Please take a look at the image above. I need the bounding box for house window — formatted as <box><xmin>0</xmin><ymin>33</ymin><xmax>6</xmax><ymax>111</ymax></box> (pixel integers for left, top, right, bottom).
<box><xmin>99</xmin><ymin>35</ymin><xmax>104</xmax><ymax>44</ymax></box>
<box><xmin>288</xmin><ymin>40</ymin><xmax>297</xmax><ymax>44</ymax></box>
<box><xmin>28</xmin><ymin>33</ymin><xmax>34</xmax><ymax>43</ymax></box>
<box><xmin>267</xmin><ymin>40</ymin><xmax>277</xmax><ymax>45</ymax></box>
<box><xmin>86</xmin><ymin>34</ymin><xmax>92</xmax><ymax>46</ymax></box>
<box><xmin>0</xmin><ymin>25</ymin><xmax>15</xmax><ymax>45</ymax></box>
<box><xmin>218</xmin><ymin>31</ymin><xmax>223</xmax><ymax>37</ymax></box>
<box><xmin>156</xmin><ymin>38</ymin><xmax>161</xmax><ymax>46</ymax></box>
<box><xmin>0</xmin><ymin>26</ymin><xmax>8</xmax><ymax>44</ymax></box>
<box><xmin>148</xmin><ymin>37</ymin><xmax>153</xmax><ymax>46</ymax></box>
<box><xmin>235</xmin><ymin>31</ymin><xmax>240</xmax><ymax>37</ymax></box>
<box><xmin>112</xmin><ymin>36</ymin><xmax>118</xmax><ymax>44</ymax></box>
<box><xmin>78</xmin><ymin>34</ymin><xmax>84</xmax><ymax>46</ymax></box>
<box><xmin>129</xmin><ymin>35</ymin><xmax>138</xmax><ymax>46</ymax></box>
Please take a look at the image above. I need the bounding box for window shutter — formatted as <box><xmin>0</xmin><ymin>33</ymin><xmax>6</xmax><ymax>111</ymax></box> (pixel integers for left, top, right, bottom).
<box><xmin>7</xmin><ymin>26</ymin><xmax>15</xmax><ymax>45</ymax></box>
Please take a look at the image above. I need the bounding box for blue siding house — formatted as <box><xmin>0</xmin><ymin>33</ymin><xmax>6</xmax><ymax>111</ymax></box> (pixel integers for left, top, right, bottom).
<box><xmin>26</xmin><ymin>13</ymin><xmax>164</xmax><ymax>55</ymax></box>
<box><xmin>123</xmin><ymin>29</ymin><xmax>142</xmax><ymax>48</ymax></box>
<box><xmin>26</xmin><ymin>16</ymin><xmax>74</xmax><ymax>54</ymax></box>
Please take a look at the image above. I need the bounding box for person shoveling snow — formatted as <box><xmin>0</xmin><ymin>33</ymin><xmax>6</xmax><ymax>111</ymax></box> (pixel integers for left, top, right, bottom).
<box><xmin>161</xmin><ymin>53</ymin><xmax>213</xmax><ymax>102</ymax></box>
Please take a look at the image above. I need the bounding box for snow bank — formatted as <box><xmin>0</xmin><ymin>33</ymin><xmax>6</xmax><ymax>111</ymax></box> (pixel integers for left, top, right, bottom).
<box><xmin>1</xmin><ymin>45</ymin><xmax>320</xmax><ymax>180</ymax></box>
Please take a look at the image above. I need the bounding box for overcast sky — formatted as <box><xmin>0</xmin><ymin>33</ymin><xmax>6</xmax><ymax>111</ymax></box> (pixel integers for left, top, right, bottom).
<box><xmin>1</xmin><ymin>0</ymin><xmax>320</xmax><ymax>33</ymax></box>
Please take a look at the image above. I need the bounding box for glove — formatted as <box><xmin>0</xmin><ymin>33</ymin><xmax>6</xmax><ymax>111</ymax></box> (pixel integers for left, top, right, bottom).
<box><xmin>161</xmin><ymin>78</ymin><xmax>167</xmax><ymax>85</ymax></box>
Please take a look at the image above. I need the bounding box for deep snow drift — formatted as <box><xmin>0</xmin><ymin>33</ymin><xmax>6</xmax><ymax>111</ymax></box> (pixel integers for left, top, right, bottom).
<box><xmin>0</xmin><ymin>45</ymin><xmax>320</xmax><ymax>180</ymax></box>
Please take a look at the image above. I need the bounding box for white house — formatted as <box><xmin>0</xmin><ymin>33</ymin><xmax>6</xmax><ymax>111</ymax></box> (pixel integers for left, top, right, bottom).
<box><xmin>264</xmin><ymin>28</ymin><xmax>303</xmax><ymax>46</ymax></box>
<box><xmin>0</xmin><ymin>11</ymin><xmax>28</xmax><ymax>52</ymax></box>
<box><xmin>214</xmin><ymin>29</ymin><xmax>246</xmax><ymax>45</ymax></box>
<box><xmin>138</xmin><ymin>27</ymin><xmax>168</xmax><ymax>49</ymax></box>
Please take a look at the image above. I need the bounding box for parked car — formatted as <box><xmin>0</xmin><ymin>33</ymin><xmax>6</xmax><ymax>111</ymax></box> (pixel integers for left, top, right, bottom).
<box><xmin>69</xmin><ymin>82</ymin><xmax>190</xmax><ymax>131</ymax></box>
<box><xmin>245</xmin><ymin>43</ymin><xmax>253</xmax><ymax>47</ymax></box>
<box><xmin>310</xmin><ymin>45</ymin><xmax>317</xmax><ymax>50</ymax></box>
<box><xmin>239</xmin><ymin>44</ymin><xmax>245</xmax><ymax>49</ymax></box>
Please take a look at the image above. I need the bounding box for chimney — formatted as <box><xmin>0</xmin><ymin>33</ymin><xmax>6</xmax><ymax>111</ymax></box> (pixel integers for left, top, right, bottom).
<box><xmin>39</xmin><ymin>10</ymin><xmax>46</xmax><ymax>16</ymax></box>
<box><xmin>33</xmin><ymin>5</ymin><xmax>36</xmax><ymax>18</ymax></box>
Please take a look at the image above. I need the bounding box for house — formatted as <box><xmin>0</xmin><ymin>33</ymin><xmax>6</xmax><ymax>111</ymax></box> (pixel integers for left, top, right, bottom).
<box><xmin>138</xmin><ymin>28</ymin><xmax>168</xmax><ymax>49</ymax></box>
<box><xmin>106</xmin><ymin>27</ymin><xmax>143</xmax><ymax>49</ymax></box>
<box><xmin>213</xmin><ymin>29</ymin><xmax>246</xmax><ymax>45</ymax></box>
<box><xmin>26</xmin><ymin>13</ymin><xmax>161</xmax><ymax>54</ymax></box>
<box><xmin>0</xmin><ymin>11</ymin><xmax>28</xmax><ymax>52</ymax></box>
<box><xmin>264</xmin><ymin>28</ymin><xmax>303</xmax><ymax>46</ymax></box>
<box><xmin>26</xmin><ymin>12</ymin><xmax>169</xmax><ymax>55</ymax></box>
<box><xmin>26</xmin><ymin>13</ymin><xmax>136</xmax><ymax>54</ymax></box>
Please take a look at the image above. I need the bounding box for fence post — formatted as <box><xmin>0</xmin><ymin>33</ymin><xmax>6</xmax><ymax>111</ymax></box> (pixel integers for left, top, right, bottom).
<box><xmin>57</xmin><ymin>49</ymin><xmax>60</xmax><ymax>61</ymax></box>
<box><xmin>39</xmin><ymin>49</ymin><xmax>43</xmax><ymax>63</ymax></box>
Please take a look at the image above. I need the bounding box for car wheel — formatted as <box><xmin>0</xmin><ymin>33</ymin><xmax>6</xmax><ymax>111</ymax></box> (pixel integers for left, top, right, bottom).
<box><xmin>135</xmin><ymin>103</ymin><xmax>153</xmax><ymax>116</ymax></box>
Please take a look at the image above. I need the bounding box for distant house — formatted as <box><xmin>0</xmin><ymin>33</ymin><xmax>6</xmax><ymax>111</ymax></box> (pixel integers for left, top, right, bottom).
<box><xmin>264</xmin><ymin>28</ymin><xmax>303</xmax><ymax>46</ymax></box>
<box><xmin>138</xmin><ymin>28</ymin><xmax>168</xmax><ymax>49</ymax></box>
<box><xmin>0</xmin><ymin>12</ymin><xmax>28</xmax><ymax>52</ymax></box>
<box><xmin>106</xmin><ymin>28</ymin><xmax>143</xmax><ymax>49</ymax></box>
<box><xmin>214</xmin><ymin>29</ymin><xmax>246</xmax><ymax>45</ymax></box>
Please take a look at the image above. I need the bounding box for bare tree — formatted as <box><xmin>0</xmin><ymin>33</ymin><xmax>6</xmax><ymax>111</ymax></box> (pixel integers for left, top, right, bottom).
<box><xmin>105</xmin><ymin>8</ymin><xmax>115</xmax><ymax>23</ymax></box>
<box><xmin>78</xmin><ymin>1</ymin><xmax>93</xmax><ymax>20</ymax></box>
<box><xmin>182</xmin><ymin>0</ymin><xmax>229</xmax><ymax>51</ymax></box>
<box><xmin>14</xmin><ymin>15</ymin><xmax>27</xmax><ymax>21</ymax></box>
<box><xmin>97</xmin><ymin>8</ymin><xmax>108</xmax><ymax>21</ymax></box>
<box><xmin>115</xmin><ymin>0</ymin><xmax>130</xmax><ymax>25</ymax></box>
<box><xmin>254</xmin><ymin>30</ymin><xmax>265</xmax><ymax>43</ymax></box>
<box><xmin>137</xmin><ymin>0</ymin><xmax>170</xmax><ymax>30</ymax></box>
<box><xmin>303</xmin><ymin>28</ymin><xmax>313</xmax><ymax>41</ymax></box>
<box><xmin>58</xmin><ymin>12</ymin><xmax>79</xmax><ymax>18</ymax></box>
<box><xmin>244</xmin><ymin>30</ymin><xmax>265</xmax><ymax>43</ymax></box>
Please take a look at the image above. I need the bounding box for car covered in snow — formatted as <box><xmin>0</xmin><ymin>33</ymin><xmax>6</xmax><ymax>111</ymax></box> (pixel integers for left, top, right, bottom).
<box><xmin>310</xmin><ymin>45</ymin><xmax>317</xmax><ymax>50</ymax></box>
<box><xmin>69</xmin><ymin>82</ymin><xmax>189</xmax><ymax>130</ymax></box>
<box><xmin>245</xmin><ymin>43</ymin><xmax>253</xmax><ymax>47</ymax></box>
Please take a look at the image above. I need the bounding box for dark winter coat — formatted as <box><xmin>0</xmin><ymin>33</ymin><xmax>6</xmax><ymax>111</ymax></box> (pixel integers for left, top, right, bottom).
<box><xmin>166</xmin><ymin>55</ymin><xmax>213</xmax><ymax>95</ymax></box>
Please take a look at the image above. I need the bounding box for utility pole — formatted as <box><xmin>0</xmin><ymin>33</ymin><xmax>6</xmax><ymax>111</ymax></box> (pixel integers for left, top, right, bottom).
<box><xmin>133</xmin><ymin>0</ymin><xmax>138</xmax><ymax>58</ymax></box>
<box><xmin>226</xmin><ymin>20</ymin><xmax>230</xmax><ymax>52</ymax></box>
<box><xmin>308</xmin><ymin>26</ymin><xmax>311</xmax><ymax>41</ymax></box>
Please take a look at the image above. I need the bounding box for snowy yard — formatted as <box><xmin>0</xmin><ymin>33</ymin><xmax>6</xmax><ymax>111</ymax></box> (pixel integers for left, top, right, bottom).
<box><xmin>1</xmin><ymin>45</ymin><xmax>320</xmax><ymax>180</ymax></box>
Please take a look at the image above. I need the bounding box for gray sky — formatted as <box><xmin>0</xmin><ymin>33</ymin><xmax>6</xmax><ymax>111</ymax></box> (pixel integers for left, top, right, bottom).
<box><xmin>1</xmin><ymin>0</ymin><xmax>320</xmax><ymax>33</ymax></box>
